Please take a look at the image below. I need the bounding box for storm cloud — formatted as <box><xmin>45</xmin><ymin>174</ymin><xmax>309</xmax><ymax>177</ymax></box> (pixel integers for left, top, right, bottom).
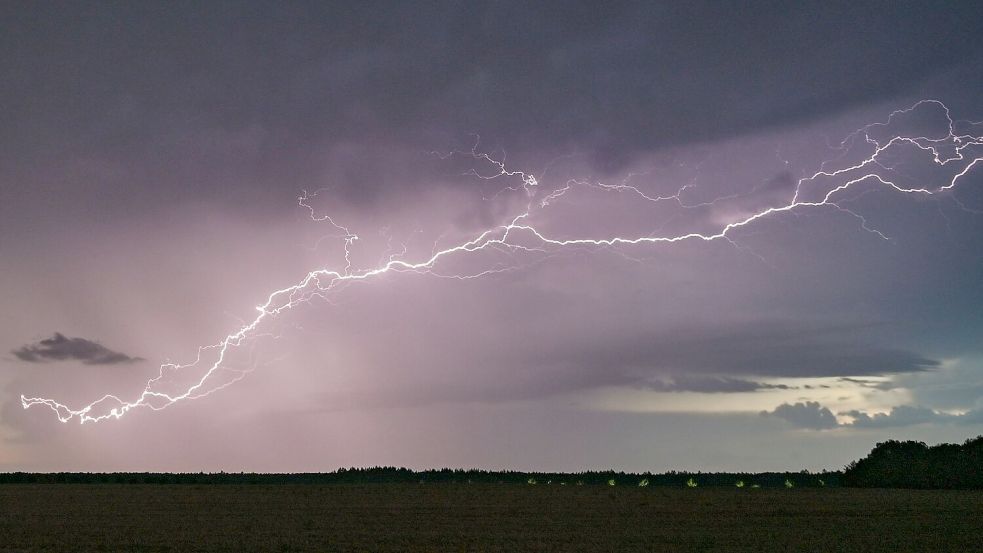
<box><xmin>12</xmin><ymin>333</ymin><xmax>143</xmax><ymax>365</ymax></box>
<box><xmin>1</xmin><ymin>2</ymin><xmax>981</xmax><ymax>472</ymax></box>
<box><xmin>3</xmin><ymin>1</ymin><xmax>983</xmax><ymax>227</ymax></box>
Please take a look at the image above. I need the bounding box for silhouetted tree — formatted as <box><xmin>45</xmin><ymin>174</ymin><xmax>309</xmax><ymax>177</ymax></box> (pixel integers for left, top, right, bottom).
<box><xmin>842</xmin><ymin>436</ymin><xmax>983</xmax><ymax>489</ymax></box>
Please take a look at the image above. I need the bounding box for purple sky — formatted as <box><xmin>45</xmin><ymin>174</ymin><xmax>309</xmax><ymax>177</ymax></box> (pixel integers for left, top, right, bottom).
<box><xmin>2</xmin><ymin>2</ymin><xmax>983</xmax><ymax>472</ymax></box>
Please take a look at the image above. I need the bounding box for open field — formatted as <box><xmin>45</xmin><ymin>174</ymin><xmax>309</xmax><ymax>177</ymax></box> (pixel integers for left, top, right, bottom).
<box><xmin>0</xmin><ymin>485</ymin><xmax>980</xmax><ymax>552</ymax></box>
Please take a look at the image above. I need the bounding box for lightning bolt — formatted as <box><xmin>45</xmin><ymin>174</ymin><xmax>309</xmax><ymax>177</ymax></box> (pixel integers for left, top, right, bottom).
<box><xmin>21</xmin><ymin>100</ymin><xmax>983</xmax><ymax>424</ymax></box>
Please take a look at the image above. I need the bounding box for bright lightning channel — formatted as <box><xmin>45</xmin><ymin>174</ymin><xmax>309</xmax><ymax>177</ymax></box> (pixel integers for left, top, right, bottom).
<box><xmin>21</xmin><ymin>100</ymin><xmax>983</xmax><ymax>424</ymax></box>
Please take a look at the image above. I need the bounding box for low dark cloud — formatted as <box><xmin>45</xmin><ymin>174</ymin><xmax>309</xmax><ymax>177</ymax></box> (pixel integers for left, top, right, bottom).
<box><xmin>761</xmin><ymin>401</ymin><xmax>839</xmax><ymax>430</ymax></box>
<box><xmin>842</xmin><ymin>405</ymin><xmax>953</xmax><ymax>428</ymax></box>
<box><xmin>12</xmin><ymin>333</ymin><xmax>142</xmax><ymax>365</ymax></box>
<box><xmin>838</xmin><ymin>377</ymin><xmax>898</xmax><ymax>391</ymax></box>
<box><xmin>646</xmin><ymin>375</ymin><xmax>791</xmax><ymax>394</ymax></box>
<box><xmin>311</xmin><ymin>314</ymin><xmax>944</xmax><ymax>408</ymax></box>
<box><xmin>765</xmin><ymin>402</ymin><xmax>983</xmax><ymax>430</ymax></box>
<box><xmin>543</xmin><ymin>320</ymin><xmax>941</xmax><ymax>383</ymax></box>
<box><xmin>842</xmin><ymin>405</ymin><xmax>983</xmax><ymax>428</ymax></box>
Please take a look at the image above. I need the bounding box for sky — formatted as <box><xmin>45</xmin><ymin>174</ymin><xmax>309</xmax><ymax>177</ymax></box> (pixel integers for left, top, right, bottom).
<box><xmin>1</xmin><ymin>1</ymin><xmax>982</xmax><ymax>472</ymax></box>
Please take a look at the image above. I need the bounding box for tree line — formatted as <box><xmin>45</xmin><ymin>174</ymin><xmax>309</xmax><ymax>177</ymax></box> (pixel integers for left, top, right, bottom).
<box><xmin>0</xmin><ymin>468</ymin><xmax>834</xmax><ymax>487</ymax></box>
<box><xmin>2</xmin><ymin>435</ymin><xmax>978</xmax><ymax>488</ymax></box>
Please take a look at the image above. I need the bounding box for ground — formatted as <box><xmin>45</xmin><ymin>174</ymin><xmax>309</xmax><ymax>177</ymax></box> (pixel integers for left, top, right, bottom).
<box><xmin>0</xmin><ymin>485</ymin><xmax>980</xmax><ymax>552</ymax></box>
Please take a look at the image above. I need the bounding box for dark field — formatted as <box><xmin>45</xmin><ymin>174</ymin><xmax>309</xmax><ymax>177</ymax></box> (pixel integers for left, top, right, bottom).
<box><xmin>0</xmin><ymin>485</ymin><xmax>980</xmax><ymax>552</ymax></box>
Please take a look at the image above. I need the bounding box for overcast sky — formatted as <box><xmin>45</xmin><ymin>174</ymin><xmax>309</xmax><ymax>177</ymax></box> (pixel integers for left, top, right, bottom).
<box><xmin>2</xmin><ymin>1</ymin><xmax>982</xmax><ymax>472</ymax></box>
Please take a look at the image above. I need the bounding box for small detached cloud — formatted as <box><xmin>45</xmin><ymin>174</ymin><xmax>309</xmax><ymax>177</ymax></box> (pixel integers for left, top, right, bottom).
<box><xmin>12</xmin><ymin>333</ymin><xmax>143</xmax><ymax>365</ymax></box>
<box><xmin>761</xmin><ymin>401</ymin><xmax>839</xmax><ymax>430</ymax></box>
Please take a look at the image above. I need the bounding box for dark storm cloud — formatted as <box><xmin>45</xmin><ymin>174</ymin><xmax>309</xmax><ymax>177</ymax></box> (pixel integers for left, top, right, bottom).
<box><xmin>2</xmin><ymin>1</ymin><xmax>981</xmax><ymax>213</ymax></box>
<box><xmin>2</xmin><ymin>0</ymin><xmax>982</xmax><ymax>472</ymax></box>
<box><xmin>12</xmin><ymin>333</ymin><xmax>142</xmax><ymax>365</ymax></box>
<box><xmin>762</xmin><ymin>401</ymin><xmax>839</xmax><ymax>430</ymax></box>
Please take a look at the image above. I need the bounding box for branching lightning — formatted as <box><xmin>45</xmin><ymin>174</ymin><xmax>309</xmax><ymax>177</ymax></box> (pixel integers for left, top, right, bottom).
<box><xmin>21</xmin><ymin>100</ymin><xmax>983</xmax><ymax>424</ymax></box>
